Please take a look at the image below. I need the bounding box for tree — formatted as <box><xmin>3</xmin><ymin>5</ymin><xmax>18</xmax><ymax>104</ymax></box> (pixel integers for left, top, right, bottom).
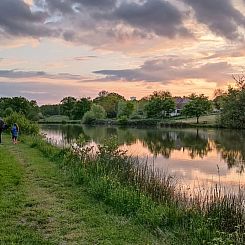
<box><xmin>220</xmin><ymin>88</ymin><xmax>245</xmax><ymax>128</ymax></box>
<box><xmin>72</xmin><ymin>98</ymin><xmax>92</xmax><ymax>120</ymax></box>
<box><xmin>82</xmin><ymin>104</ymin><xmax>106</xmax><ymax>124</ymax></box>
<box><xmin>144</xmin><ymin>91</ymin><xmax>175</xmax><ymax>118</ymax></box>
<box><xmin>182</xmin><ymin>94</ymin><xmax>212</xmax><ymax>124</ymax></box>
<box><xmin>232</xmin><ymin>72</ymin><xmax>245</xmax><ymax>90</ymax></box>
<box><xmin>0</xmin><ymin>97</ymin><xmax>40</xmax><ymax>120</ymax></box>
<box><xmin>213</xmin><ymin>89</ymin><xmax>227</xmax><ymax>111</ymax></box>
<box><xmin>93</xmin><ymin>92</ymin><xmax>125</xmax><ymax>118</ymax></box>
<box><xmin>60</xmin><ymin>97</ymin><xmax>77</xmax><ymax>119</ymax></box>
<box><xmin>4</xmin><ymin>107</ymin><xmax>13</xmax><ymax>117</ymax></box>
<box><xmin>40</xmin><ymin>104</ymin><xmax>61</xmax><ymax>117</ymax></box>
<box><xmin>117</xmin><ymin>101</ymin><xmax>135</xmax><ymax>118</ymax></box>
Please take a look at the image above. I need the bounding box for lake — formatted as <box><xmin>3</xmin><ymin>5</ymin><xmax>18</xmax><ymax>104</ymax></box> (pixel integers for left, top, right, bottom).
<box><xmin>41</xmin><ymin>124</ymin><xmax>245</xmax><ymax>191</ymax></box>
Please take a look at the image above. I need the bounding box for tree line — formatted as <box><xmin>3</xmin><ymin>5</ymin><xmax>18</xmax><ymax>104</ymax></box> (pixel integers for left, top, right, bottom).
<box><xmin>0</xmin><ymin>74</ymin><xmax>245</xmax><ymax>128</ymax></box>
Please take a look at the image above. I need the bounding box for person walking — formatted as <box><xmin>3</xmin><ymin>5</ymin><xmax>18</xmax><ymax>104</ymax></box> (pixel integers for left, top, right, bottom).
<box><xmin>0</xmin><ymin>117</ymin><xmax>5</xmax><ymax>144</ymax></box>
<box><xmin>11</xmin><ymin>123</ymin><xmax>19</xmax><ymax>144</ymax></box>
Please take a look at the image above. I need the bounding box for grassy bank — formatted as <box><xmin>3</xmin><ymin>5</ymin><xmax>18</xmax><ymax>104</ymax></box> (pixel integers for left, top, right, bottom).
<box><xmin>85</xmin><ymin>114</ymin><xmax>220</xmax><ymax>128</ymax></box>
<box><xmin>0</xmin><ymin>136</ymin><xmax>169</xmax><ymax>244</ymax></box>
<box><xmin>39</xmin><ymin>115</ymin><xmax>81</xmax><ymax>124</ymax></box>
<box><xmin>27</xmin><ymin>135</ymin><xmax>245</xmax><ymax>245</ymax></box>
<box><xmin>39</xmin><ymin>114</ymin><xmax>220</xmax><ymax>128</ymax></box>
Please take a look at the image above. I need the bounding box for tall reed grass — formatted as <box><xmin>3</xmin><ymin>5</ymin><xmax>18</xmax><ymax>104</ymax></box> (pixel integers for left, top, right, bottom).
<box><xmin>28</xmin><ymin>135</ymin><xmax>245</xmax><ymax>245</ymax></box>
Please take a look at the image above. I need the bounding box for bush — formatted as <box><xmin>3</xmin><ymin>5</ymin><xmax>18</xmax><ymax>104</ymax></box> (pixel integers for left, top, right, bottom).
<box><xmin>130</xmin><ymin>114</ymin><xmax>143</xmax><ymax>120</ymax></box>
<box><xmin>82</xmin><ymin>104</ymin><xmax>106</xmax><ymax>124</ymax></box>
<box><xmin>220</xmin><ymin>89</ymin><xmax>245</xmax><ymax>128</ymax></box>
<box><xmin>117</xmin><ymin>115</ymin><xmax>128</xmax><ymax>125</ymax></box>
<box><xmin>82</xmin><ymin>111</ymin><xmax>96</xmax><ymax>124</ymax></box>
<box><xmin>5</xmin><ymin>112</ymin><xmax>39</xmax><ymax>135</ymax></box>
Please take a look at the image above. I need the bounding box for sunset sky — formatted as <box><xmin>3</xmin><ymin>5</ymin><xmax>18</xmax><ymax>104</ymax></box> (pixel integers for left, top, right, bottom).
<box><xmin>0</xmin><ymin>0</ymin><xmax>244</xmax><ymax>104</ymax></box>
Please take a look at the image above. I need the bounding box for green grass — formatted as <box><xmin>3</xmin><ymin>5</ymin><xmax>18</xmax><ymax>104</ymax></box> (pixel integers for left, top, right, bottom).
<box><xmin>39</xmin><ymin>115</ymin><xmax>81</xmax><ymax>124</ymax></box>
<box><xmin>175</xmin><ymin>114</ymin><xmax>217</xmax><ymax>125</ymax></box>
<box><xmin>1</xmin><ymin>133</ymin><xmax>243</xmax><ymax>244</ymax></box>
<box><xmin>0</xmin><ymin>136</ymin><xmax>168</xmax><ymax>244</ymax></box>
<box><xmin>27</xmin><ymin>135</ymin><xmax>245</xmax><ymax>245</ymax></box>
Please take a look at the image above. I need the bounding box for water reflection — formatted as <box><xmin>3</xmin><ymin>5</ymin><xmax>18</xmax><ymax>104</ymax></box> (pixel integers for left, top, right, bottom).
<box><xmin>41</xmin><ymin>125</ymin><xmax>245</xmax><ymax>188</ymax></box>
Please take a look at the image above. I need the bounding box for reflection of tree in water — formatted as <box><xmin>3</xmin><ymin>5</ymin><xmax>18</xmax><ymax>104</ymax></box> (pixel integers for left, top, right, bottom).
<box><xmin>60</xmin><ymin>125</ymin><xmax>89</xmax><ymax>143</ymax></box>
<box><xmin>139</xmin><ymin>129</ymin><xmax>211</xmax><ymax>159</ymax></box>
<box><xmin>214</xmin><ymin>130</ymin><xmax>245</xmax><ymax>173</ymax></box>
<box><xmin>44</xmin><ymin>125</ymin><xmax>245</xmax><ymax>173</ymax></box>
<box><xmin>82</xmin><ymin>126</ymin><xmax>136</xmax><ymax>145</ymax></box>
<box><xmin>141</xmin><ymin>131</ymin><xmax>175</xmax><ymax>158</ymax></box>
<box><xmin>180</xmin><ymin>129</ymin><xmax>212</xmax><ymax>159</ymax></box>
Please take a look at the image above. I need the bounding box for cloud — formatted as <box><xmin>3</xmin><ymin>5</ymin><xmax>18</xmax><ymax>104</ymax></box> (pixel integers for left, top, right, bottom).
<box><xmin>0</xmin><ymin>69</ymin><xmax>82</xmax><ymax>80</ymax></box>
<box><xmin>0</xmin><ymin>81</ymin><xmax>97</xmax><ymax>104</ymax></box>
<box><xmin>106</xmin><ymin>0</ymin><xmax>191</xmax><ymax>38</ymax></box>
<box><xmin>73</xmin><ymin>55</ymin><xmax>97</xmax><ymax>61</ymax></box>
<box><xmin>0</xmin><ymin>0</ymin><xmax>193</xmax><ymax>47</ymax></box>
<box><xmin>0</xmin><ymin>0</ymin><xmax>58</xmax><ymax>38</ymax></box>
<box><xmin>94</xmin><ymin>57</ymin><xmax>235</xmax><ymax>84</ymax></box>
<box><xmin>184</xmin><ymin>0</ymin><xmax>245</xmax><ymax>40</ymax></box>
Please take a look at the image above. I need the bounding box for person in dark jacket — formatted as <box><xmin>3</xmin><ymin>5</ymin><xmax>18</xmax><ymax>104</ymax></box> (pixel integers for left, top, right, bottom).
<box><xmin>11</xmin><ymin>123</ymin><xmax>19</xmax><ymax>144</ymax></box>
<box><xmin>0</xmin><ymin>118</ymin><xmax>5</xmax><ymax>144</ymax></box>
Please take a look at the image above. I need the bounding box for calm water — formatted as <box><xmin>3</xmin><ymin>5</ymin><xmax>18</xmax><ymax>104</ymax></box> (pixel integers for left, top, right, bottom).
<box><xmin>41</xmin><ymin>124</ymin><xmax>245</xmax><ymax>190</ymax></box>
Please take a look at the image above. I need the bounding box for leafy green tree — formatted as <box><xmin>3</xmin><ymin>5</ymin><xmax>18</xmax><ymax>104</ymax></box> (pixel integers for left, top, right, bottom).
<box><xmin>0</xmin><ymin>97</ymin><xmax>40</xmax><ymax>120</ymax></box>
<box><xmin>117</xmin><ymin>101</ymin><xmax>134</xmax><ymax>118</ymax></box>
<box><xmin>213</xmin><ymin>89</ymin><xmax>227</xmax><ymax>111</ymax></box>
<box><xmin>4</xmin><ymin>107</ymin><xmax>13</xmax><ymax>117</ymax></box>
<box><xmin>93</xmin><ymin>91</ymin><xmax>125</xmax><ymax>118</ymax></box>
<box><xmin>60</xmin><ymin>97</ymin><xmax>77</xmax><ymax>119</ymax></box>
<box><xmin>220</xmin><ymin>88</ymin><xmax>245</xmax><ymax>128</ymax></box>
<box><xmin>72</xmin><ymin>98</ymin><xmax>92</xmax><ymax>120</ymax></box>
<box><xmin>82</xmin><ymin>104</ymin><xmax>106</xmax><ymax>124</ymax></box>
<box><xmin>144</xmin><ymin>91</ymin><xmax>175</xmax><ymax>118</ymax></box>
<box><xmin>182</xmin><ymin>94</ymin><xmax>212</xmax><ymax>124</ymax></box>
<box><xmin>40</xmin><ymin>104</ymin><xmax>60</xmax><ymax>117</ymax></box>
<box><xmin>5</xmin><ymin>112</ymin><xmax>39</xmax><ymax>135</ymax></box>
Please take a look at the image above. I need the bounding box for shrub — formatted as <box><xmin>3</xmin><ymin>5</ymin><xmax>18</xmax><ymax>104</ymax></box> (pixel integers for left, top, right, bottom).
<box><xmin>220</xmin><ymin>89</ymin><xmax>245</xmax><ymax>128</ymax></box>
<box><xmin>5</xmin><ymin>112</ymin><xmax>39</xmax><ymax>135</ymax></box>
<box><xmin>82</xmin><ymin>111</ymin><xmax>96</xmax><ymax>124</ymax></box>
<box><xmin>117</xmin><ymin>115</ymin><xmax>128</xmax><ymax>125</ymax></box>
<box><xmin>82</xmin><ymin>104</ymin><xmax>106</xmax><ymax>124</ymax></box>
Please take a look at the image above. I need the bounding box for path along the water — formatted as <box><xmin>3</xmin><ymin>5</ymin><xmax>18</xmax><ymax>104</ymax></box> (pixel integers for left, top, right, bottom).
<box><xmin>0</xmin><ymin>137</ymin><xmax>167</xmax><ymax>245</ymax></box>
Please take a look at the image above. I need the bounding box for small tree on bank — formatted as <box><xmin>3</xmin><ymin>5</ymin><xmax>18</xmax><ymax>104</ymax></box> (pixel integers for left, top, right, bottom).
<box><xmin>144</xmin><ymin>91</ymin><xmax>175</xmax><ymax>118</ymax></box>
<box><xmin>117</xmin><ymin>101</ymin><xmax>135</xmax><ymax>118</ymax></box>
<box><xmin>182</xmin><ymin>94</ymin><xmax>212</xmax><ymax>124</ymax></box>
<box><xmin>220</xmin><ymin>73</ymin><xmax>245</xmax><ymax>129</ymax></box>
<box><xmin>82</xmin><ymin>104</ymin><xmax>106</xmax><ymax>124</ymax></box>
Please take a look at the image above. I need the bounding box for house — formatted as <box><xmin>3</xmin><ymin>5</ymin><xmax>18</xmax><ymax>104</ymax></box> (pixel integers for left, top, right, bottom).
<box><xmin>170</xmin><ymin>97</ymin><xmax>190</xmax><ymax>117</ymax></box>
<box><xmin>130</xmin><ymin>96</ymin><xmax>137</xmax><ymax>101</ymax></box>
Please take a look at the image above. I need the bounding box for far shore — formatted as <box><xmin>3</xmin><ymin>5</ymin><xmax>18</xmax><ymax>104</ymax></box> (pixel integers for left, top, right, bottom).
<box><xmin>38</xmin><ymin>114</ymin><xmax>226</xmax><ymax>129</ymax></box>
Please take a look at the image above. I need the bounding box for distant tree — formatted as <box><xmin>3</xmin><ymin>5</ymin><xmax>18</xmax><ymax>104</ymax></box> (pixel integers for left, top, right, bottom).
<box><xmin>0</xmin><ymin>97</ymin><xmax>40</xmax><ymax>120</ymax></box>
<box><xmin>60</xmin><ymin>97</ymin><xmax>77</xmax><ymax>119</ymax></box>
<box><xmin>40</xmin><ymin>104</ymin><xmax>61</xmax><ymax>117</ymax></box>
<box><xmin>213</xmin><ymin>89</ymin><xmax>227</xmax><ymax>110</ymax></box>
<box><xmin>93</xmin><ymin>91</ymin><xmax>125</xmax><ymax>118</ymax></box>
<box><xmin>117</xmin><ymin>101</ymin><xmax>134</xmax><ymax>118</ymax></box>
<box><xmin>232</xmin><ymin>72</ymin><xmax>245</xmax><ymax>90</ymax></box>
<box><xmin>220</xmin><ymin>87</ymin><xmax>245</xmax><ymax>128</ymax></box>
<box><xmin>98</xmin><ymin>90</ymin><xmax>109</xmax><ymax>97</ymax></box>
<box><xmin>182</xmin><ymin>94</ymin><xmax>212</xmax><ymax>124</ymax></box>
<box><xmin>82</xmin><ymin>104</ymin><xmax>106</xmax><ymax>124</ymax></box>
<box><xmin>72</xmin><ymin>97</ymin><xmax>92</xmax><ymax>120</ymax></box>
<box><xmin>144</xmin><ymin>91</ymin><xmax>175</xmax><ymax>118</ymax></box>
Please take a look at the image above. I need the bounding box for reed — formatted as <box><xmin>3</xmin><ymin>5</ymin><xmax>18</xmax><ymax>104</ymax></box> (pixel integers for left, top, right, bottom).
<box><xmin>28</xmin><ymin>135</ymin><xmax>245</xmax><ymax>244</ymax></box>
